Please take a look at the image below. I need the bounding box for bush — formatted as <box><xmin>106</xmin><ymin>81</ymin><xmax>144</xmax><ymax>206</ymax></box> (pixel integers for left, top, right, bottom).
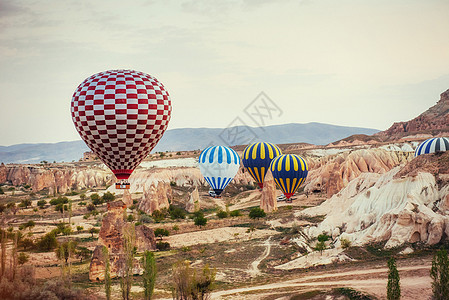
<box><xmin>249</xmin><ymin>207</ymin><xmax>266</xmax><ymax>219</ymax></box>
<box><xmin>90</xmin><ymin>193</ymin><xmax>102</xmax><ymax>205</ymax></box>
<box><xmin>317</xmin><ymin>233</ymin><xmax>330</xmax><ymax>242</ymax></box>
<box><xmin>18</xmin><ymin>252</ymin><xmax>29</xmax><ymax>265</ymax></box>
<box><xmin>156</xmin><ymin>241</ymin><xmax>170</xmax><ymax>251</ymax></box>
<box><xmin>86</xmin><ymin>203</ymin><xmax>96</xmax><ymax>212</ymax></box>
<box><xmin>19</xmin><ymin>199</ymin><xmax>32</xmax><ymax>209</ymax></box>
<box><xmin>37</xmin><ymin>199</ymin><xmax>47</xmax><ymax>209</ymax></box>
<box><xmin>169</xmin><ymin>205</ymin><xmax>186</xmax><ymax>220</ymax></box>
<box><xmin>194</xmin><ymin>215</ymin><xmax>207</xmax><ymax>227</ymax></box>
<box><xmin>76</xmin><ymin>225</ymin><xmax>84</xmax><ymax>233</ymax></box>
<box><xmin>216</xmin><ymin>210</ymin><xmax>228</xmax><ymax>219</ymax></box>
<box><xmin>49</xmin><ymin>196</ymin><xmax>68</xmax><ymax>206</ymax></box>
<box><xmin>102</xmin><ymin>191</ymin><xmax>115</xmax><ymax>202</ymax></box>
<box><xmin>341</xmin><ymin>238</ymin><xmax>351</xmax><ymax>249</ymax></box>
<box><xmin>0</xmin><ymin>203</ymin><xmax>5</xmax><ymax>213</ymax></box>
<box><xmin>172</xmin><ymin>225</ymin><xmax>180</xmax><ymax>232</ymax></box>
<box><xmin>154</xmin><ymin>228</ymin><xmax>170</xmax><ymax>240</ymax></box>
<box><xmin>37</xmin><ymin>232</ymin><xmax>58</xmax><ymax>251</ymax></box>
<box><xmin>139</xmin><ymin>214</ymin><xmax>152</xmax><ymax>224</ymax></box>
<box><xmin>152</xmin><ymin>210</ymin><xmax>165</xmax><ymax>223</ymax></box>
<box><xmin>0</xmin><ymin>186</ymin><xmax>3</xmax><ymax>194</ymax></box>
<box><xmin>127</xmin><ymin>214</ymin><xmax>135</xmax><ymax>222</ymax></box>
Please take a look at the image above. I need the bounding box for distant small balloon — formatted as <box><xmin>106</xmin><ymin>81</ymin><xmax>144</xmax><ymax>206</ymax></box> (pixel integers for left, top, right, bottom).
<box><xmin>242</xmin><ymin>142</ymin><xmax>282</xmax><ymax>189</ymax></box>
<box><xmin>414</xmin><ymin>137</ymin><xmax>449</xmax><ymax>157</ymax></box>
<box><xmin>270</xmin><ymin>154</ymin><xmax>308</xmax><ymax>199</ymax></box>
<box><xmin>198</xmin><ymin>146</ymin><xmax>240</xmax><ymax>196</ymax></box>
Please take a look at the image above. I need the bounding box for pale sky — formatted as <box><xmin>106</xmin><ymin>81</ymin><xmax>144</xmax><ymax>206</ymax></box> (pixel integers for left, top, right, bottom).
<box><xmin>1</xmin><ymin>0</ymin><xmax>448</xmax><ymax>146</ymax></box>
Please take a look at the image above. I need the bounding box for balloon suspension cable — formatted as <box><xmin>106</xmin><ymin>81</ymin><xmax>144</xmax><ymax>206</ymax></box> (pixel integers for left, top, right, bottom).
<box><xmin>115</xmin><ymin>179</ymin><xmax>130</xmax><ymax>190</ymax></box>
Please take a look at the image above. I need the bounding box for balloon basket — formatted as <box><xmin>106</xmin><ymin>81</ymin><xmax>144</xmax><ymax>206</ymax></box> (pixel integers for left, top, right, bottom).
<box><xmin>116</xmin><ymin>181</ymin><xmax>130</xmax><ymax>190</ymax></box>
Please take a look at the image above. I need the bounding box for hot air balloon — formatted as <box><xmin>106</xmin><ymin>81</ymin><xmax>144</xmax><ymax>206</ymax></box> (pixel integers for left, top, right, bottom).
<box><xmin>242</xmin><ymin>142</ymin><xmax>282</xmax><ymax>189</ymax></box>
<box><xmin>71</xmin><ymin>70</ymin><xmax>171</xmax><ymax>189</ymax></box>
<box><xmin>270</xmin><ymin>154</ymin><xmax>308</xmax><ymax>201</ymax></box>
<box><xmin>414</xmin><ymin>137</ymin><xmax>449</xmax><ymax>157</ymax></box>
<box><xmin>198</xmin><ymin>146</ymin><xmax>240</xmax><ymax>197</ymax></box>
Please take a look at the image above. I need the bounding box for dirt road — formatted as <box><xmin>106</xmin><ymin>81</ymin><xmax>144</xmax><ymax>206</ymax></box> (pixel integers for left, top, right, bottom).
<box><xmin>212</xmin><ymin>264</ymin><xmax>432</xmax><ymax>299</ymax></box>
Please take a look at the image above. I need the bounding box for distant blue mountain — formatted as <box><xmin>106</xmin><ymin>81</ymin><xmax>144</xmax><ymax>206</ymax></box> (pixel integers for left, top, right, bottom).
<box><xmin>0</xmin><ymin>122</ymin><xmax>379</xmax><ymax>164</ymax></box>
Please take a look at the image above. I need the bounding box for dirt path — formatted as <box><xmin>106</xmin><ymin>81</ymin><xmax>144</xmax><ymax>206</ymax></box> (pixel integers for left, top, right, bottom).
<box><xmin>211</xmin><ymin>264</ymin><xmax>432</xmax><ymax>299</ymax></box>
<box><xmin>248</xmin><ymin>237</ymin><xmax>272</xmax><ymax>277</ymax></box>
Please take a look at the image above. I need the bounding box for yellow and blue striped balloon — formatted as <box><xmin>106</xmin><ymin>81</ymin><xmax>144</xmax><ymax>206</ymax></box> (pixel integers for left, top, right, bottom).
<box><xmin>270</xmin><ymin>154</ymin><xmax>308</xmax><ymax>199</ymax></box>
<box><xmin>242</xmin><ymin>142</ymin><xmax>282</xmax><ymax>189</ymax></box>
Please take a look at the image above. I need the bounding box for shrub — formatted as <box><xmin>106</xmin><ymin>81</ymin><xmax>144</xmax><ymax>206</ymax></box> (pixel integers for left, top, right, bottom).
<box><xmin>76</xmin><ymin>225</ymin><xmax>84</xmax><ymax>233</ymax></box>
<box><xmin>317</xmin><ymin>233</ymin><xmax>330</xmax><ymax>242</ymax></box>
<box><xmin>18</xmin><ymin>252</ymin><xmax>29</xmax><ymax>265</ymax></box>
<box><xmin>194</xmin><ymin>215</ymin><xmax>207</xmax><ymax>227</ymax></box>
<box><xmin>0</xmin><ymin>186</ymin><xmax>3</xmax><ymax>194</ymax></box>
<box><xmin>139</xmin><ymin>214</ymin><xmax>152</xmax><ymax>224</ymax></box>
<box><xmin>340</xmin><ymin>238</ymin><xmax>351</xmax><ymax>249</ymax></box>
<box><xmin>37</xmin><ymin>199</ymin><xmax>47</xmax><ymax>209</ymax></box>
<box><xmin>152</xmin><ymin>210</ymin><xmax>165</xmax><ymax>223</ymax></box>
<box><xmin>0</xmin><ymin>203</ymin><xmax>5</xmax><ymax>213</ymax></box>
<box><xmin>154</xmin><ymin>228</ymin><xmax>170</xmax><ymax>240</ymax></box>
<box><xmin>19</xmin><ymin>199</ymin><xmax>32</xmax><ymax>209</ymax></box>
<box><xmin>216</xmin><ymin>210</ymin><xmax>228</xmax><ymax>219</ymax></box>
<box><xmin>156</xmin><ymin>241</ymin><xmax>170</xmax><ymax>251</ymax></box>
<box><xmin>229</xmin><ymin>209</ymin><xmax>242</xmax><ymax>217</ymax></box>
<box><xmin>86</xmin><ymin>203</ymin><xmax>96</xmax><ymax>211</ymax></box>
<box><xmin>91</xmin><ymin>193</ymin><xmax>103</xmax><ymax>205</ymax></box>
<box><xmin>169</xmin><ymin>205</ymin><xmax>186</xmax><ymax>219</ymax></box>
<box><xmin>172</xmin><ymin>225</ymin><xmax>180</xmax><ymax>232</ymax></box>
<box><xmin>249</xmin><ymin>207</ymin><xmax>266</xmax><ymax>219</ymax></box>
<box><xmin>49</xmin><ymin>196</ymin><xmax>68</xmax><ymax>206</ymax></box>
<box><xmin>127</xmin><ymin>214</ymin><xmax>135</xmax><ymax>222</ymax></box>
<box><xmin>102</xmin><ymin>191</ymin><xmax>115</xmax><ymax>202</ymax></box>
<box><xmin>37</xmin><ymin>232</ymin><xmax>58</xmax><ymax>251</ymax></box>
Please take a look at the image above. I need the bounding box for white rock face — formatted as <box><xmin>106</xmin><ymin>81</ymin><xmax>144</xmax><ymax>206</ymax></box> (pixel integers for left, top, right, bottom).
<box><xmin>300</xmin><ymin>168</ymin><xmax>449</xmax><ymax>248</ymax></box>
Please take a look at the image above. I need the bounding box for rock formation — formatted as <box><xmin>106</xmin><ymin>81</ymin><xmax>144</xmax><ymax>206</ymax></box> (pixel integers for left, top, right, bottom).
<box><xmin>89</xmin><ymin>200</ymin><xmax>156</xmax><ymax>281</ymax></box>
<box><xmin>0</xmin><ymin>163</ymin><xmax>112</xmax><ymax>194</ymax></box>
<box><xmin>376</xmin><ymin>89</ymin><xmax>449</xmax><ymax>139</ymax></box>
<box><xmin>185</xmin><ymin>186</ymin><xmax>200</xmax><ymax>213</ymax></box>
<box><xmin>260</xmin><ymin>170</ymin><xmax>277</xmax><ymax>212</ymax></box>
<box><xmin>303</xmin><ymin>148</ymin><xmax>414</xmax><ymax>198</ymax></box>
<box><xmin>138</xmin><ymin>181</ymin><xmax>172</xmax><ymax>214</ymax></box>
<box><xmin>298</xmin><ymin>151</ymin><xmax>449</xmax><ymax>249</ymax></box>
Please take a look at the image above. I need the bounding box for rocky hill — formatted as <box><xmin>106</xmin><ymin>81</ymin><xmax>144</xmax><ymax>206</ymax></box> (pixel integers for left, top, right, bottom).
<box><xmin>376</xmin><ymin>89</ymin><xmax>449</xmax><ymax>140</ymax></box>
<box><xmin>299</xmin><ymin>151</ymin><xmax>449</xmax><ymax>249</ymax></box>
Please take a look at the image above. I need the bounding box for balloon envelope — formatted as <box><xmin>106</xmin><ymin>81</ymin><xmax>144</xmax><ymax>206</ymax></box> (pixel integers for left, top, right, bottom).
<box><xmin>71</xmin><ymin>70</ymin><xmax>171</xmax><ymax>180</ymax></box>
<box><xmin>198</xmin><ymin>146</ymin><xmax>240</xmax><ymax>196</ymax></box>
<box><xmin>415</xmin><ymin>137</ymin><xmax>449</xmax><ymax>157</ymax></box>
<box><xmin>270</xmin><ymin>154</ymin><xmax>308</xmax><ymax>199</ymax></box>
<box><xmin>242</xmin><ymin>142</ymin><xmax>282</xmax><ymax>189</ymax></box>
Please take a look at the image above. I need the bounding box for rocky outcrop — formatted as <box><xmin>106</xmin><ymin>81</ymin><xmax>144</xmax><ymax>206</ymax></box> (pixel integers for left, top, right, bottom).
<box><xmin>260</xmin><ymin>170</ymin><xmax>277</xmax><ymax>212</ymax></box>
<box><xmin>303</xmin><ymin>148</ymin><xmax>413</xmax><ymax>198</ymax></box>
<box><xmin>90</xmin><ymin>200</ymin><xmax>156</xmax><ymax>281</ymax></box>
<box><xmin>376</xmin><ymin>89</ymin><xmax>449</xmax><ymax>139</ymax></box>
<box><xmin>138</xmin><ymin>181</ymin><xmax>172</xmax><ymax>214</ymax></box>
<box><xmin>186</xmin><ymin>186</ymin><xmax>200</xmax><ymax>213</ymax></box>
<box><xmin>0</xmin><ymin>163</ymin><xmax>112</xmax><ymax>194</ymax></box>
<box><xmin>299</xmin><ymin>152</ymin><xmax>449</xmax><ymax>249</ymax></box>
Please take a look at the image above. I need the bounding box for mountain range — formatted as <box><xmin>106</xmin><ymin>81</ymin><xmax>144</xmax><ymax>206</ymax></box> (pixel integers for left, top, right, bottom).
<box><xmin>0</xmin><ymin>122</ymin><xmax>379</xmax><ymax>164</ymax></box>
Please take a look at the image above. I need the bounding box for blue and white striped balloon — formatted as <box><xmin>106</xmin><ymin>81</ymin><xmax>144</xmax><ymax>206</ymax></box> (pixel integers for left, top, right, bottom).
<box><xmin>415</xmin><ymin>137</ymin><xmax>449</xmax><ymax>157</ymax></box>
<box><xmin>198</xmin><ymin>146</ymin><xmax>240</xmax><ymax>196</ymax></box>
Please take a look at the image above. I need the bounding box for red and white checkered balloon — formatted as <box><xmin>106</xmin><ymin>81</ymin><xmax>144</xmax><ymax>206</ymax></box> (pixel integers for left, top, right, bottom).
<box><xmin>71</xmin><ymin>70</ymin><xmax>172</xmax><ymax>180</ymax></box>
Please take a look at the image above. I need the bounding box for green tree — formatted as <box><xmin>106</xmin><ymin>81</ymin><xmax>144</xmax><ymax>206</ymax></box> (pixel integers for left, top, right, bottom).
<box><xmin>0</xmin><ymin>186</ymin><xmax>4</xmax><ymax>194</ymax></box>
<box><xmin>216</xmin><ymin>210</ymin><xmax>228</xmax><ymax>219</ymax></box>
<box><xmin>89</xmin><ymin>227</ymin><xmax>100</xmax><ymax>238</ymax></box>
<box><xmin>315</xmin><ymin>241</ymin><xmax>326</xmax><ymax>255</ymax></box>
<box><xmin>120</xmin><ymin>224</ymin><xmax>135</xmax><ymax>300</ymax></box>
<box><xmin>229</xmin><ymin>210</ymin><xmax>241</xmax><ymax>217</ymax></box>
<box><xmin>37</xmin><ymin>199</ymin><xmax>47</xmax><ymax>209</ymax></box>
<box><xmin>19</xmin><ymin>199</ymin><xmax>32</xmax><ymax>209</ymax></box>
<box><xmin>194</xmin><ymin>215</ymin><xmax>207</xmax><ymax>227</ymax></box>
<box><xmin>102</xmin><ymin>191</ymin><xmax>115</xmax><ymax>202</ymax></box>
<box><xmin>18</xmin><ymin>252</ymin><xmax>29</xmax><ymax>265</ymax></box>
<box><xmin>249</xmin><ymin>207</ymin><xmax>266</xmax><ymax>219</ymax></box>
<box><xmin>79</xmin><ymin>193</ymin><xmax>86</xmax><ymax>200</ymax></box>
<box><xmin>91</xmin><ymin>193</ymin><xmax>103</xmax><ymax>205</ymax></box>
<box><xmin>431</xmin><ymin>248</ymin><xmax>449</xmax><ymax>300</ymax></box>
<box><xmin>76</xmin><ymin>225</ymin><xmax>84</xmax><ymax>233</ymax></box>
<box><xmin>143</xmin><ymin>251</ymin><xmax>157</xmax><ymax>300</ymax></box>
<box><xmin>37</xmin><ymin>232</ymin><xmax>58</xmax><ymax>251</ymax></box>
<box><xmin>154</xmin><ymin>228</ymin><xmax>170</xmax><ymax>240</ymax></box>
<box><xmin>317</xmin><ymin>233</ymin><xmax>330</xmax><ymax>242</ymax></box>
<box><xmin>152</xmin><ymin>210</ymin><xmax>165</xmax><ymax>223</ymax></box>
<box><xmin>103</xmin><ymin>246</ymin><xmax>112</xmax><ymax>300</ymax></box>
<box><xmin>387</xmin><ymin>257</ymin><xmax>400</xmax><ymax>300</ymax></box>
<box><xmin>55</xmin><ymin>240</ymin><xmax>78</xmax><ymax>263</ymax></box>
